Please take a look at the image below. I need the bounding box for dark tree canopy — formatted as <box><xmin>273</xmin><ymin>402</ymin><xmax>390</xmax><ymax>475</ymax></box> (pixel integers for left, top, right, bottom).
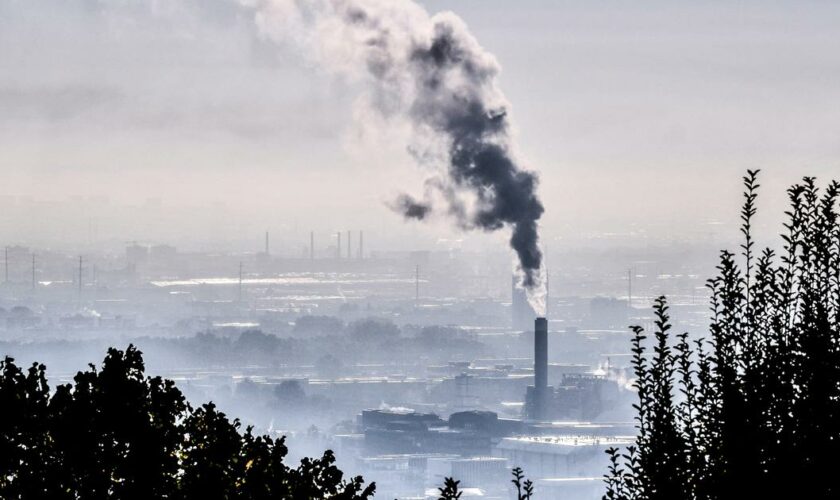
<box><xmin>605</xmin><ymin>172</ymin><xmax>840</xmax><ymax>500</ymax></box>
<box><xmin>0</xmin><ymin>345</ymin><xmax>375</xmax><ymax>500</ymax></box>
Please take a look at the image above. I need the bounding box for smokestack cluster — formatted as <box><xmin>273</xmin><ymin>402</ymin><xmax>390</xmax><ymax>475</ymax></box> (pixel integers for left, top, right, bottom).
<box><xmin>249</xmin><ymin>0</ymin><xmax>546</xmax><ymax>314</ymax></box>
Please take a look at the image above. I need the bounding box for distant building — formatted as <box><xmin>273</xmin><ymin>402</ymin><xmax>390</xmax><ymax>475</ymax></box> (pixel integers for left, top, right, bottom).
<box><xmin>494</xmin><ymin>435</ymin><xmax>634</xmax><ymax>479</ymax></box>
<box><xmin>526</xmin><ymin>374</ymin><xmax>625</xmax><ymax>421</ymax></box>
<box><xmin>359</xmin><ymin>409</ymin><xmax>521</xmax><ymax>457</ymax></box>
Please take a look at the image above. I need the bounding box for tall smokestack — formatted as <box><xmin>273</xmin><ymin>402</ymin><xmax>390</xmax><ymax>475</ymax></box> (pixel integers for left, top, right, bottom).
<box><xmin>534</xmin><ymin>317</ymin><xmax>548</xmax><ymax>391</ymax></box>
<box><xmin>529</xmin><ymin>316</ymin><xmax>549</xmax><ymax>421</ymax></box>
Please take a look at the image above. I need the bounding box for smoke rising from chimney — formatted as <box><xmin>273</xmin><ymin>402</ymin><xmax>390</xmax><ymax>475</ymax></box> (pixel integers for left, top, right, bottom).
<box><xmin>247</xmin><ymin>0</ymin><xmax>546</xmax><ymax>313</ymax></box>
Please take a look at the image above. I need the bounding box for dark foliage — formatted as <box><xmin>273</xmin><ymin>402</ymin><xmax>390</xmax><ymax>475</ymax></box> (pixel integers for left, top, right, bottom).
<box><xmin>437</xmin><ymin>477</ymin><xmax>463</xmax><ymax>500</ymax></box>
<box><xmin>0</xmin><ymin>345</ymin><xmax>375</xmax><ymax>500</ymax></box>
<box><xmin>604</xmin><ymin>171</ymin><xmax>840</xmax><ymax>500</ymax></box>
<box><xmin>511</xmin><ymin>467</ymin><xmax>535</xmax><ymax>500</ymax></box>
<box><xmin>438</xmin><ymin>468</ymin><xmax>534</xmax><ymax>500</ymax></box>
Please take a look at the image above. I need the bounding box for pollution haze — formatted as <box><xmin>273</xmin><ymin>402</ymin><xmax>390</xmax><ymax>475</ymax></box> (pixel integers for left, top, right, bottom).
<box><xmin>1</xmin><ymin>1</ymin><xmax>840</xmax><ymax>499</ymax></box>
<box><xmin>2</xmin><ymin>0</ymin><xmax>840</xmax><ymax>250</ymax></box>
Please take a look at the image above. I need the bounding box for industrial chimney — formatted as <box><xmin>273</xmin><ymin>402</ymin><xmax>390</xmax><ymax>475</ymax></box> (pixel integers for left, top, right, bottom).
<box><xmin>526</xmin><ymin>317</ymin><xmax>551</xmax><ymax>421</ymax></box>
<box><xmin>534</xmin><ymin>317</ymin><xmax>548</xmax><ymax>392</ymax></box>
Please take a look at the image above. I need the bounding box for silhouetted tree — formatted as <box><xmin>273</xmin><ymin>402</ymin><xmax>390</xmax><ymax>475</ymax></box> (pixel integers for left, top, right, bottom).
<box><xmin>437</xmin><ymin>477</ymin><xmax>463</xmax><ymax>500</ymax></box>
<box><xmin>0</xmin><ymin>345</ymin><xmax>375</xmax><ymax>500</ymax></box>
<box><xmin>605</xmin><ymin>171</ymin><xmax>840</xmax><ymax>500</ymax></box>
<box><xmin>511</xmin><ymin>467</ymin><xmax>535</xmax><ymax>500</ymax></box>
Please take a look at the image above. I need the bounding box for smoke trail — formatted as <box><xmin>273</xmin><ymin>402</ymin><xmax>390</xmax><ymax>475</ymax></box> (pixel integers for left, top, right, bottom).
<box><xmin>248</xmin><ymin>0</ymin><xmax>545</xmax><ymax>313</ymax></box>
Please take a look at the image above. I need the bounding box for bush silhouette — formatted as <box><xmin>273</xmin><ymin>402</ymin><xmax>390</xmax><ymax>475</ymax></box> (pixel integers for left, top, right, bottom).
<box><xmin>0</xmin><ymin>345</ymin><xmax>375</xmax><ymax>500</ymax></box>
<box><xmin>604</xmin><ymin>171</ymin><xmax>840</xmax><ymax>500</ymax></box>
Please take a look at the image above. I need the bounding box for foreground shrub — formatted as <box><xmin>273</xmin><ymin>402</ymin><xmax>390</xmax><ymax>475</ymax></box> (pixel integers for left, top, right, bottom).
<box><xmin>605</xmin><ymin>172</ymin><xmax>840</xmax><ymax>500</ymax></box>
<box><xmin>0</xmin><ymin>345</ymin><xmax>375</xmax><ymax>500</ymax></box>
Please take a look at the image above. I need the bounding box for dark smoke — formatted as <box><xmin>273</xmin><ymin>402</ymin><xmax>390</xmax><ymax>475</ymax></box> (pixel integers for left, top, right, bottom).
<box><xmin>393</xmin><ymin>193</ymin><xmax>431</xmax><ymax>220</ymax></box>
<box><xmin>400</xmin><ymin>18</ymin><xmax>545</xmax><ymax>288</ymax></box>
<box><xmin>251</xmin><ymin>1</ymin><xmax>545</xmax><ymax>301</ymax></box>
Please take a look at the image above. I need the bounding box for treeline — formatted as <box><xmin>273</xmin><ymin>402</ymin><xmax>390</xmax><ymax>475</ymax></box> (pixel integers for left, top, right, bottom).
<box><xmin>0</xmin><ymin>345</ymin><xmax>375</xmax><ymax>500</ymax></box>
<box><xmin>0</xmin><ymin>319</ymin><xmax>485</xmax><ymax>373</ymax></box>
<box><xmin>605</xmin><ymin>172</ymin><xmax>840</xmax><ymax>499</ymax></box>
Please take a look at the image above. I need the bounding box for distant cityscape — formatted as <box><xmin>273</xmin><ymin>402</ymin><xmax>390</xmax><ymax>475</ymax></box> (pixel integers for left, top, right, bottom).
<box><xmin>0</xmin><ymin>224</ymin><xmax>716</xmax><ymax>499</ymax></box>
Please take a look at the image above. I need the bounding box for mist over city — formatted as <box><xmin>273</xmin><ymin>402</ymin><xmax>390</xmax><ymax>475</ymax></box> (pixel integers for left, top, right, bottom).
<box><xmin>2</xmin><ymin>1</ymin><xmax>839</xmax><ymax>499</ymax></box>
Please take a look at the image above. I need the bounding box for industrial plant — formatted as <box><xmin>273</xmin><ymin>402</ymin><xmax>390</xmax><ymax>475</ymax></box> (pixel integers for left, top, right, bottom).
<box><xmin>0</xmin><ymin>225</ymin><xmax>714</xmax><ymax>499</ymax></box>
<box><xmin>3</xmin><ymin>0</ymin><xmax>824</xmax><ymax>498</ymax></box>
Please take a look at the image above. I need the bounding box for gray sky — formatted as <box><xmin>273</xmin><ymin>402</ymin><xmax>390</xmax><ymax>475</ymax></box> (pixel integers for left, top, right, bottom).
<box><xmin>2</xmin><ymin>0</ymin><xmax>839</xmax><ymax>250</ymax></box>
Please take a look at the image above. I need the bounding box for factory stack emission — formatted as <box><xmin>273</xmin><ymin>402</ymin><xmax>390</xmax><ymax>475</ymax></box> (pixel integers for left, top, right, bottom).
<box><xmin>248</xmin><ymin>0</ymin><xmax>546</xmax><ymax>314</ymax></box>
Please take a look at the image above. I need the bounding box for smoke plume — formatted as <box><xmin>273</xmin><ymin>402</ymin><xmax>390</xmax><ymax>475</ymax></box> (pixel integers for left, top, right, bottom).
<box><xmin>248</xmin><ymin>0</ymin><xmax>546</xmax><ymax>313</ymax></box>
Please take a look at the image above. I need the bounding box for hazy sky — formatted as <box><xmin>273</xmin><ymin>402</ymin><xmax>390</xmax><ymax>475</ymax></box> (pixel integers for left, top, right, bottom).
<box><xmin>2</xmin><ymin>0</ymin><xmax>839</xmax><ymax>250</ymax></box>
